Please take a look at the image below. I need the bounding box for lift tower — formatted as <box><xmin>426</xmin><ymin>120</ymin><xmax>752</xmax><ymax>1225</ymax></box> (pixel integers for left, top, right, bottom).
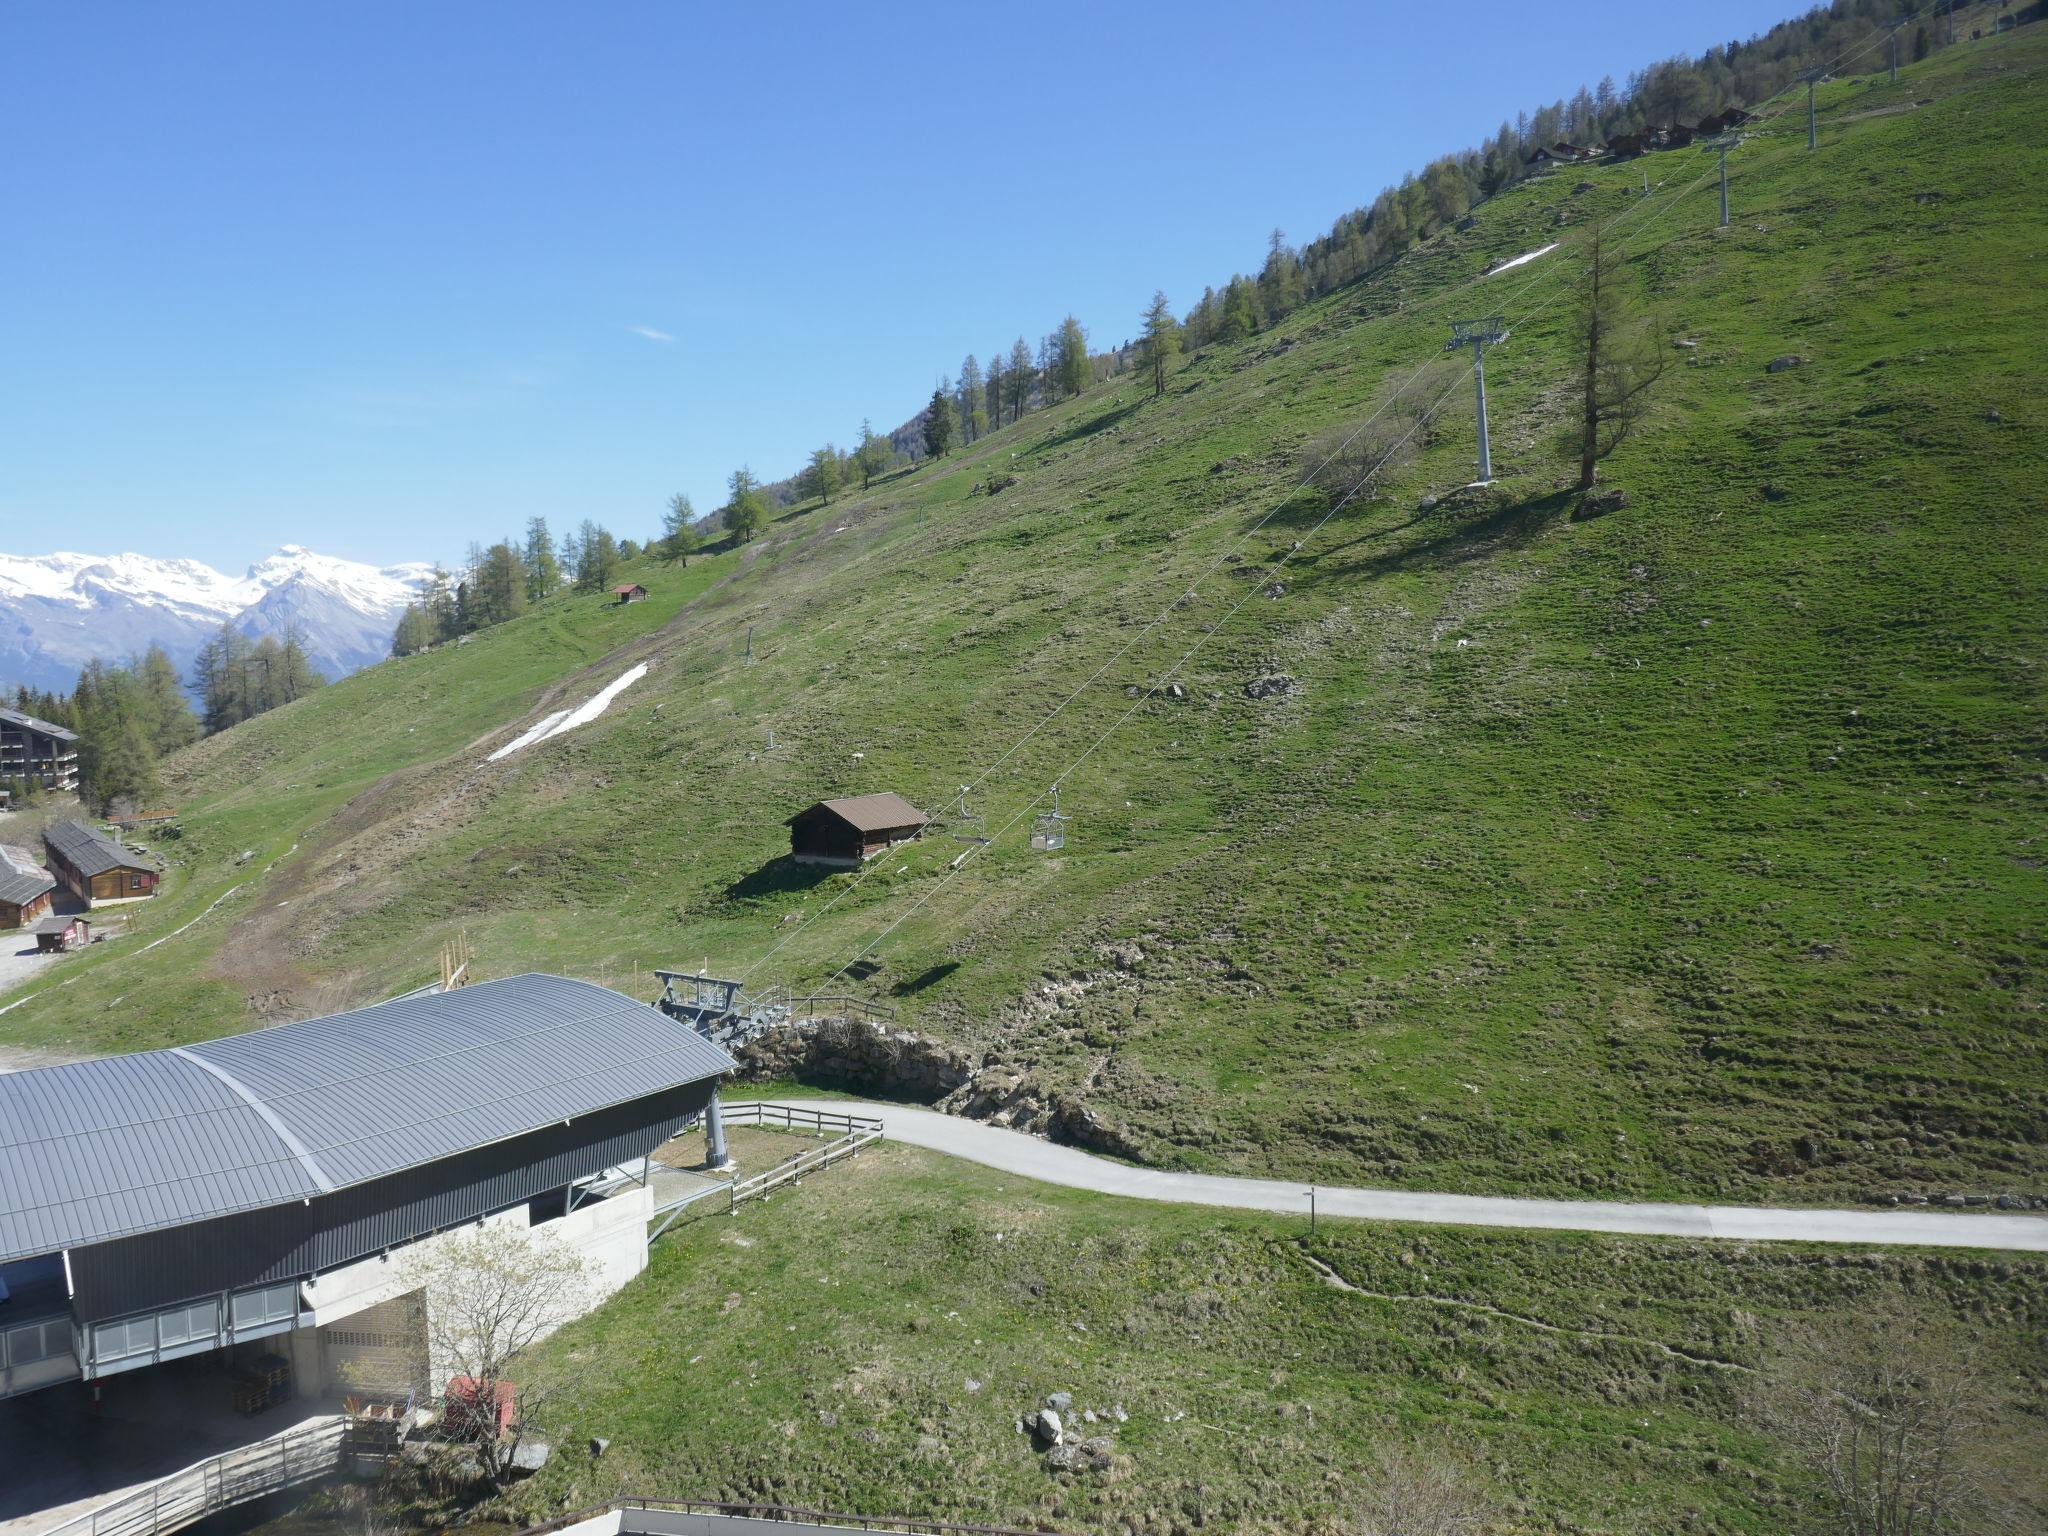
<box><xmin>1448</xmin><ymin>317</ymin><xmax>1509</xmax><ymax>484</ymax></box>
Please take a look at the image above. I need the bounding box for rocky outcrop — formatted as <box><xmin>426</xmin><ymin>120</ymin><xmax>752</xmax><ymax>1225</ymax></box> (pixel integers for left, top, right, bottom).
<box><xmin>730</xmin><ymin>1014</ymin><xmax>1144</xmax><ymax>1160</ymax></box>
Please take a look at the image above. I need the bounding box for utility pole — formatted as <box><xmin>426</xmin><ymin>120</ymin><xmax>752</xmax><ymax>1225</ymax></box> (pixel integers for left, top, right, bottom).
<box><xmin>1801</xmin><ymin>68</ymin><xmax>1826</xmax><ymax>151</ymax></box>
<box><xmin>1448</xmin><ymin>318</ymin><xmax>1509</xmax><ymax>484</ymax></box>
<box><xmin>1706</xmin><ymin>133</ymin><xmax>1739</xmax><ymax>228</ymax></box>
<box><xmin>744</xmin><ymin>625</ymin><xmax>754</xmax><ymax>665</ymax></box>
<box><xmin>1889</xmin><ymin>26</ymin><xmax>1900</xmax><ymax>84</ymax></box>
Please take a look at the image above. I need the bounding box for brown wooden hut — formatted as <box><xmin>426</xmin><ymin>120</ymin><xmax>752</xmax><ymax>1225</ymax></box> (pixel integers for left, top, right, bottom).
<box><xmin>613</xmin><ymin>583</ymin><xmax>649</xmax><ymax>605</ymax></box>
<box><xmin>43</xmin><ymin>820</ymin><xmax>158</xmax><ymax>906</ymax></box>
<box><xmin>0</xmin><ymin>844</ymin><xmax>55</xmax><ymax>929</ymax></box>
<box><xmin>787</xmin><ymin>794</ymin><xmax>930</xmax><ymax>867</ymax></box>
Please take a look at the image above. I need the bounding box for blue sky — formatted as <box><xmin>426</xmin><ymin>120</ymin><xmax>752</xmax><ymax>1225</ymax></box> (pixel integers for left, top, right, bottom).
<box><xmin>0</xmin><ymin>1</ymin><xmax>1800</xmax><ymax>572</ymax></box>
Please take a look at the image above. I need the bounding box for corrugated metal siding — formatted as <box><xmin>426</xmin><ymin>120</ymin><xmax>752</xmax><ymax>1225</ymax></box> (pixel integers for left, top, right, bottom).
<box><xmin>68</xmin><ymin>1080</ymin><xmax>712</xmax><ymax>1320</ymax></box>
<box><xmin>0</xmin><ymin>973</ymin><xmax>733</xmax><ymax>1264</ymax></box>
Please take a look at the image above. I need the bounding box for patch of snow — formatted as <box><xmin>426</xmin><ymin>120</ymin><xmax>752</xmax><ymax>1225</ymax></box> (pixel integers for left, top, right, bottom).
<box><xmin>1487</xmin><ymin>242</ymin><xmax>1558</xmax><ymax>275</ymax></box>
<box><xmin>488</xmin><ymin>709</ymin><xmax>571</xmax><ymax>762</ymax></box>
<box><xmin>488</xmin><ymin>663</ymin><xmax>649</xmax><ymax>761</ymax></box>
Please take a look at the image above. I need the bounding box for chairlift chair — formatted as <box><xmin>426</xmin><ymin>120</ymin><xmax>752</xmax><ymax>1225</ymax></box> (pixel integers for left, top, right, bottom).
<box><xmin>1031</xmin><ymin>786</ymin><xmax>1071</xmax><ymax>853</ymax></box>
<box><xmin>950</xmin><ymin>786</ymin><xmax>989</xmax><ymax>845</ymax></box>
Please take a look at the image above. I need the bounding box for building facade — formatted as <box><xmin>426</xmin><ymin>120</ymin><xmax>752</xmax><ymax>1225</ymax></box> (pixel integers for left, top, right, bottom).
<box><xmin>0</xmin><ymin>707</ymin><xmax>80</xmax><ymax>792</ymax></box>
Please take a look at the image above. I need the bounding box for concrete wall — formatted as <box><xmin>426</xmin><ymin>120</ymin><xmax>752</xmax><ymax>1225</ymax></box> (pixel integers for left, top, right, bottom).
<box><xmin>297</xmin><ymin>1185</ymin><xmax>653</xmax><ymax>1397</ymax></box>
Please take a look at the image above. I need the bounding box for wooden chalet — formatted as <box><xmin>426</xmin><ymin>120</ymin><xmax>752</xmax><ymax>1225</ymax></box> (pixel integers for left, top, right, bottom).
<box><xmin>1697</xmin><ymin>107</ymin><xmax>1755</xmax><ymax>134</ymax></box>
<box><xmin>787</xmin><ymin>793</ymin><xmax>930</xmax><ymax>867</ymax></box>
<box><xmin>43</xmin><ymin>820</ymin><xmax>159</xmax><ymax>906</ymax></box>
<box><xmin>0</xmin><ymin>844</ymin><xmax>55</xmax><ymax>929</ymax></box>
<box><xmin>33</xmin><ymin>914</ymin><xmax>91</xmax><ymax>953</ymax></box>
<box><xmin>613</xmin><ymin>583</ymin><xmax>649</xmax><ymax>604</ymax></box>
<box><xmin>0</xmin><ymin>707</ymin><xmax>80</xmax><ymax>793</ymax></box>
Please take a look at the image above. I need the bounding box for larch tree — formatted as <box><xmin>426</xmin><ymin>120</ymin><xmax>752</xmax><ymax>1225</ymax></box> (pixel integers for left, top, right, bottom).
<box><xmin>1571</xmin><ymin>219</ymin><xmax>1665</xmax><ymax>492</ymax></box>
<box><xmin>137</xmin><ymin>644</ymin><xmax>199</xmax><ymax>755</ymax></box>
<box><xmin>725</xmin><ymin>468</ymin><xmax>767</xmax><ymax>542</ymax></box>
<box><xmin>854</xmin><ymin>420</ymin><xmax>891</xmax><ymax>490</ymax></box>
<box><xmin>1140</xmin><ymin>290</ymin><xmax>1181</xmax><ymax>397</ymax></box>
<box><xmin>803</xmin><ymin>444</ymin><xmax>844</xmax><ymax>505</ymax></box>
<box><xmin>662</xmin><ymin>493</ymin><xmax>699</xmax><ymax>562</ymax></box>
<box><xmin>984</xmin><ymin>352</ymin><xmax>1005</xmax><ymax>430</ymax></box>
<box><xmin>957</xmin><ymin>355</ymin><xmax>985</xmax><ymax>443</ymax></box>
<box><xmin>1005</xmin><ymin>336</ymin><xmax>1034</xmax><ymax>423</ymax></box>
<box><xmin>1055</xmin><ymin>315</ymin><xmax>1090</xmax><ymax>400</ymax></box>
<box><xmin>522</xmin><ymin>517</ymin><xmax>562</xmax><ymax>601</ymax></box>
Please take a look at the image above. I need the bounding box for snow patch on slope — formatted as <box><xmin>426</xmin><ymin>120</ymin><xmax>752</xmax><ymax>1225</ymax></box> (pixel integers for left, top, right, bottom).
<box><xmin>1487</xmin><ymin>242</ymin><xmax>1558</xmax><ymax>276</ymax></box>
<box><xmin>488</xmin><ymin>664</ymin><xmax>649</xmax><ymax>761</ymax></box>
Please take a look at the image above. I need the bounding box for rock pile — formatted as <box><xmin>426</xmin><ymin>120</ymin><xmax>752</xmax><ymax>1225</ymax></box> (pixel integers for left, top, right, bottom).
<box><xmin>1021</xmin><ymin>1391</ymin><xmax>1122</xmax><ymax>1475</ymax></box>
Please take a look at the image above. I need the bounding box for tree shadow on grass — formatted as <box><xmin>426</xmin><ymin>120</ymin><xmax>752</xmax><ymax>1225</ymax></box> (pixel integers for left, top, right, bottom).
<box><xmin>1290</xmin><ymin>485</ymin><xmax>1578</xmax><ymax>589</ymax></box>
<box><xmin>1038</xmin><ymin>396</ymin><xmax>1146</xmax><ymax>453</ymax></box>
<box><xmin>892</xmin><ymin>960</ymin><xmax>961</xmax><ymax>997</ymax></box>
<box><xmin>723</xmin><ymin>856</ymin><xmax>838</xmax><ymax>904</ymax></box>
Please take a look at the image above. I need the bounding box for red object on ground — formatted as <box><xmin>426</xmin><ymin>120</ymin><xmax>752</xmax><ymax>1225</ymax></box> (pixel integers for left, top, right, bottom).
<box><xmin>444</xmin><ymin>1375</ymin><xmax>516</xmax><ymax>1436</ymax></box>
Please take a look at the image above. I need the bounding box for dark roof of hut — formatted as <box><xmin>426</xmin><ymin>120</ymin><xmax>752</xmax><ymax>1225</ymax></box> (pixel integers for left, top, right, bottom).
<box><xmin>789</xmin><ymin>793</ymin><xmax>930</xmax><ymax>832</ymax></box>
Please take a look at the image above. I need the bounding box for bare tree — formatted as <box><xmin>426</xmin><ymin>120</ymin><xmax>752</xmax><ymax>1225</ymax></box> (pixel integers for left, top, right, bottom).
<box><xmin>1298</xmin><ymin>360</ymin><xmax>1464</xmax><ymax>496</ymax></box>
<box><xmin>1349</xmin><ymin>1441</ymin><xmax>1493</xmax><ymax>1536</ymax></box>
<box><xmin>402</xmin><ymin>1223</ymin><xmax>592</xmax><ymax>1485</ymax></box>
<box><xmin>1571</xmin><ymin>219</ymin><xmax>1664</xmax><ymax>492</ymax></box>
<box><xmin>1753</xmin><ymin>1316</ymin><xmax>2043</xmax><ymax>1535</ymax></box>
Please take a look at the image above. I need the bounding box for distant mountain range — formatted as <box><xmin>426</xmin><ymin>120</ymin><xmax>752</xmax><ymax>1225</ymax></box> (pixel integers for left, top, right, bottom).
<box><xmin>0</xmin><ymin>545</ymin><xmax>433</xmax><ymax>695</ymax></box>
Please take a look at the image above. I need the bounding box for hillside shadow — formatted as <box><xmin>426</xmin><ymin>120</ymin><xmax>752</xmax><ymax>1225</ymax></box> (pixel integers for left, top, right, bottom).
<box><xmin>1291</xmin><ymin>486</ymin><xmax>1577</xmax><ymax>587</ymax></box>
<box><xmin>723</xmin><ymin>856</ymin><xmax>836</xmax><ymax>903</ymax></box>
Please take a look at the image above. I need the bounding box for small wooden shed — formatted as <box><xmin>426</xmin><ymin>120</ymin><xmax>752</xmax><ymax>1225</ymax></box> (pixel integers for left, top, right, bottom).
<box><xmin>34</xmin><ymin>914</ymin><xmax>91</xmax><ymax>953</ymax></box>
<box><xmin>787</xmin><ymin>794</ymin><xmax>930</xmax><ymax>867</ymax></box>
<box><xmin>613</xmin><ymin>583</ymin><xmax>649</xmax><ymax>605</ymax></box>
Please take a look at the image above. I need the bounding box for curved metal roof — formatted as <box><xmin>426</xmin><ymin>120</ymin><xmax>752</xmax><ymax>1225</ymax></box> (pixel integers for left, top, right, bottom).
<box><xmin>0</xmin><ymin>973</ymin><xmax>733</xmax><ymax>1263</ymax></box>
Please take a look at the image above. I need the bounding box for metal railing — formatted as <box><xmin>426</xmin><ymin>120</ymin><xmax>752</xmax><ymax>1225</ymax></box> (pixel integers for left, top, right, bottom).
<box><xmin>518</xmin><ymin>1494</ymin><xmax>1071</xmax><ymax>1536</ymax></box>
<box><xmin>42</xmin><ymin>1416</ymin><xmax>347</xmax><ymax>1536</ymax></box>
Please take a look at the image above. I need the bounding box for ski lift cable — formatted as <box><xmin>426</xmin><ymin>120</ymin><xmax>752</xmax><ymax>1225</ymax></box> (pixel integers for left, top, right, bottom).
<box><xmin>737</xmin><ymin>17</ymin><xmax>1911</xmax><ymax>991</ymax></box>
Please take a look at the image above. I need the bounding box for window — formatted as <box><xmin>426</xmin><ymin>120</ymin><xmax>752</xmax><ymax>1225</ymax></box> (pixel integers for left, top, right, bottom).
<box><xmin>231</xmin><ymin>1284</ymin><xmax>297</xmax><ymax>1332</ymax></box>
<box><xmin>3</xmin><ymin>1319</ymin><xmax>70</xmax><ymax>1368</ymax></box>
<box><xmin>91</xmin><ymin>1316</ymin><xmax>157</xmax><ymax>1364</ymax></box>
<box><xmin>155</xmin><ymin>1300</ymin><xmax>219</xmax><ymax>1350</ymax></box>
<box><xmin>130</xmin><ymin>873</ymin><xmax>145</xmax><ymax>891</ymax></box>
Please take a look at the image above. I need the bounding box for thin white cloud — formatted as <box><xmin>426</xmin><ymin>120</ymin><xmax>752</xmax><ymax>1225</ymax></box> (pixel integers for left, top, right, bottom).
<box><xmin>629</xmin><ymin>324</ymin><xmax>674</xmax><ymax>343</ymax></box>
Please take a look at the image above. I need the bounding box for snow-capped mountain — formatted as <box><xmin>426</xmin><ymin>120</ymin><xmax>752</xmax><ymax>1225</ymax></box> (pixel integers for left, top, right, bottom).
<box><xmin>0</xmin><ymin>545</ymin><xmax>434</xmax><ymax>695</ymax></box>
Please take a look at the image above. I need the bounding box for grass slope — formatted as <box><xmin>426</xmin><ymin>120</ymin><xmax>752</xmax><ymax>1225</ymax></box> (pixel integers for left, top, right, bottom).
<box><xmin>503</xmin><ymin>1138</ymin><xmax>2047</xmax><ymax>1535</ymax></box>
<box><xmin>6</xmin><ymin>31</ymin><xmax>2043</xmax><ymax>1205</ymax></box>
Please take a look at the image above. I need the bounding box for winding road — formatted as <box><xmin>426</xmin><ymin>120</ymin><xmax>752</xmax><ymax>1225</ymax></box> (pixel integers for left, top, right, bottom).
<box><xmin>743</xmin><ymin>1098</ymin><xmax>2048</xmax><ymax>1254</ymax></box>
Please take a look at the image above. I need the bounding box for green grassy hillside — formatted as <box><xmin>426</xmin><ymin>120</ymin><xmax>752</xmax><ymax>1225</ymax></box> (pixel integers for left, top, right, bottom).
<box><xmin>7</xmin><ymin>30</ymin><xmax>2043</xmax><ymax>1205</ymax></box>
<box><xmin>507</xmin><ymin>1138</ymin><xmax>2047</xmax><ymax>1536</ymax></box>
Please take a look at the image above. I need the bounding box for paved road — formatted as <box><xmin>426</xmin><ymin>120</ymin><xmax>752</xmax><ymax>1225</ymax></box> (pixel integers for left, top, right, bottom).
<box><xmin>742</xmin><ymin>1098</ymin><xmax>2048</xmax><ymax>1253</ymax></box>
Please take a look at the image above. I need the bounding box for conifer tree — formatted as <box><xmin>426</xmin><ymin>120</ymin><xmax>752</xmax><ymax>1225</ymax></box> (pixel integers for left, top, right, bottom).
<box><xmin>137</xmin><ymin>643</ymin><xmax>199</xmax><ymax>754</ymax></box>
<box><xmin>803</xmin><ymin>444</ymin><xmax>844</xmax><ymax>504</ymax></box>
<box><xmin>923</xmin><ymin>384</ymin><xmax>954</xmax><ymax>458</ymax></box>
<box><xmin>854</xmin><ymin>421</ymin><xmax>891</xmax><ymax>490</ymax></box>
<box><xmin>725</xmin><ymin>468</ymin><xmax>767</xmax><ymax>542</ymax></box>
<box><xmin>1055</xmin><ymin>316</ymin><xmax>1090</xmax><ymax>399</ymax></box>
<box><xmin>957</xmin><ymin>356</ymin><xmax>985</xmax><ymax>444</ymax></box>
<box><xmin>1571</xmin><ymin>220</ymin><xmax>1665</xmax><ymax>491</ymax></box>
<box><xmin>1005</xmin><ymin>336</ymin><xmax>1034</xmax><ymax>423</ymax></box>
<box><xmin>1140</xmin><ymin>290</ymin><xmax>1181</xmax><ymax>397</ymax></box>
<box><xmin>523</xmin><ymin>517</ymin><xmax>562</xmax><ymax>601</ymax></box>
<box><xmin>662</xmin><ymin>494</ymin><xmax>699</xmax><ymax>562</ymax></box>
